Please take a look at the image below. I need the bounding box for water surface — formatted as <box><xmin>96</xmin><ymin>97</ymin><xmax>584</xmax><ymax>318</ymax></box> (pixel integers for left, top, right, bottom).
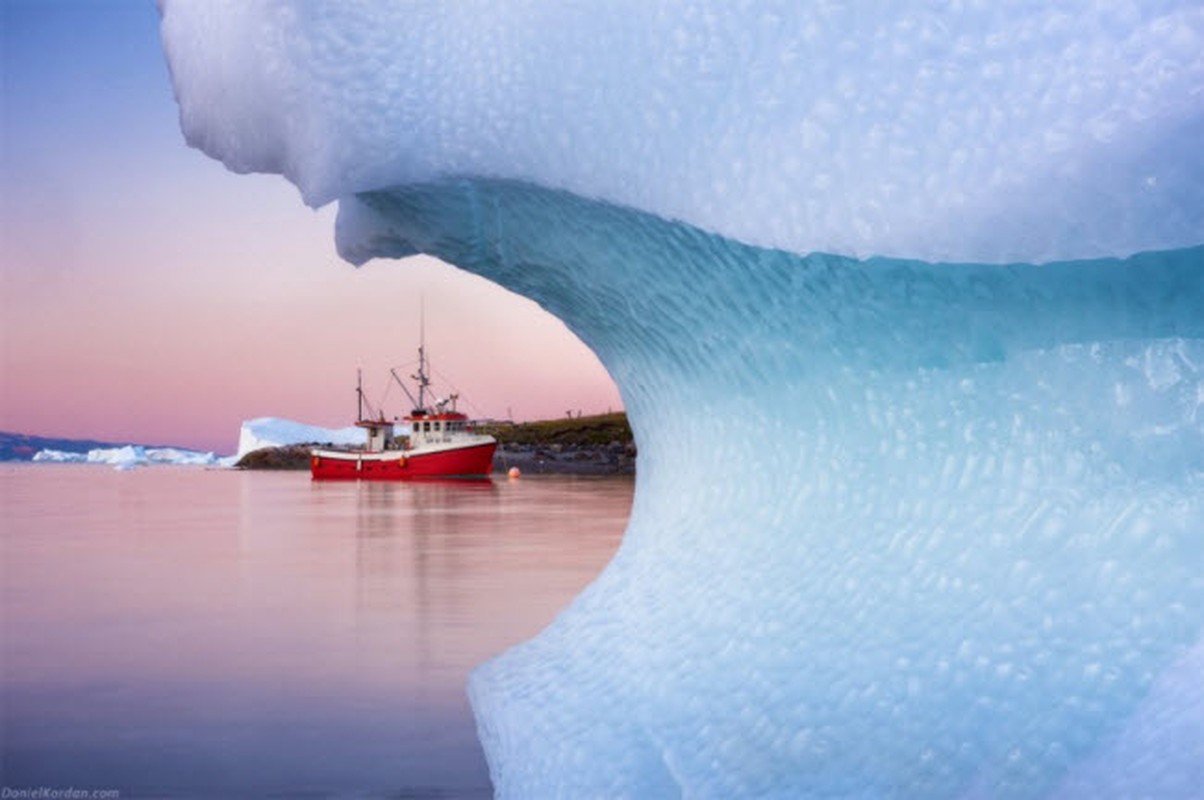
<box><xmin>1</xmin><ymin>464</ymin><xmax>630</xmax><ymax>798</ymax></box>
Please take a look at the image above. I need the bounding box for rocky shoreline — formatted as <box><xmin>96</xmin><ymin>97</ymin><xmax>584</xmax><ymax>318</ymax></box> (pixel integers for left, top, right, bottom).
<box><xmin>493</xmin><ymin>440</ymin><xmax>636</xmax><ymax>476</ymax></box>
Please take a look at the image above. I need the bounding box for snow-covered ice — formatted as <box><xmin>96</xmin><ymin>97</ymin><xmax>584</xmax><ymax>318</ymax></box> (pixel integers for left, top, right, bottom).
<box><xmin>159</xmin><ymin>3</ymin><xmax>1204</xmax><ymax>797</ymax></box>
<box><xmin>158</xmin><ymin>0</ymin><xmax>1202</xmax><ymax>264</ymax></box>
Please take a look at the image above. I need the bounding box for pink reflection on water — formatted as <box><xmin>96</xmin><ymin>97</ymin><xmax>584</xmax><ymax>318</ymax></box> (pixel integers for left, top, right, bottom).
<box><xmin>1</xmin><ymin>464</ymin><xmax>629</xmax><ymax>796</ymax></box>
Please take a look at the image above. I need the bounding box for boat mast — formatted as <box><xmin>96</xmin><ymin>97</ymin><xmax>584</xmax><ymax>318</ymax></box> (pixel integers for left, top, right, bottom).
<box><xmin>357</xmin><ymin>368</ymin><xmax>365</xmax><ymax>421</ymax></box>
<box><xmin>412</xmin><ymin>299</ymin><xmax>431</xmax><ymax>412</ymax></box>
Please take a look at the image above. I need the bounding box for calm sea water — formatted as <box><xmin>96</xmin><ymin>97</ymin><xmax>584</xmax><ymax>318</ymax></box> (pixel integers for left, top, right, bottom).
<box><xmin>1</xmin><ymin>464</ymin><xmax>631</xmax><ymax>798</ymax></box>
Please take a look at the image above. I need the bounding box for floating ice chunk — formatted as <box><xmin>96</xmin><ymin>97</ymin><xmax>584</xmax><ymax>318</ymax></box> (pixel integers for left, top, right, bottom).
<box><xmin>31</xmin><ymin>449</ymin><xmax>87</xmax><ymax>463</ymax></box>
<box><xmin>86</xmin><ymin>445</ymin><xmax>147</xmax><ymax>469</ymax></box>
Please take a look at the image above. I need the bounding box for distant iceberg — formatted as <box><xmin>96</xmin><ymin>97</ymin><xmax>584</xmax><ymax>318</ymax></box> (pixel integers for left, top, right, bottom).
<box><xmin>30</xmin><ymin>450</ymin><xmax>88</xmax><ymax>464</ymax></box>
<box><xmin>33</xmin><ymin>445</ymin><xmax>224</xmax><ymax>470</ymax></box>
<box><xmin>28</xmin><ymin>417</ymin><xmax>369</xmax><ymax>470</ymax></box>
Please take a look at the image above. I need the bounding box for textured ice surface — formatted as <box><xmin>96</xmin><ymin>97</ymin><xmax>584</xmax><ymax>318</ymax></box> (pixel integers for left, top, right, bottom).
<box><xmin>344</xmin><ymin>182</ymin><xmax>1204</xmax><ymax>798</ymax></box>
<box><xmin>158</xmin><ymin>3</ymin><xmax>1204</xmax><ymax>797</ymax></box>
<box><xmin>158</xmin><ymin>0</ymin><xmax>1204</xmax><ymax>264</ymax></box>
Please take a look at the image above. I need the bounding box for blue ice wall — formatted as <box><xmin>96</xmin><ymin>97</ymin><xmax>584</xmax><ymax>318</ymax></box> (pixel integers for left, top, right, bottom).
<box><xmin>338</xmin><ymin>179</ymin><xmax>1204</xmax><ymax>797</ymax></box>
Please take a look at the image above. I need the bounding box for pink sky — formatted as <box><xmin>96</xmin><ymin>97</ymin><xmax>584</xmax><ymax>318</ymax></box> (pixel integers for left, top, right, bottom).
<box><xmin>0</xmin><ymin>4</ymin><xmax>620</xmax><ymax>454</ymax></box>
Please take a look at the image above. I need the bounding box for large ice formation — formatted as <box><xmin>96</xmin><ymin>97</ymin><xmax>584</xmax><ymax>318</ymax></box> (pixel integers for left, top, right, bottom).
<box><xmin>159</xmin><ymin>3</ymin><xmax>1204</xmax><ymax>797</ymax></box>
<box><xmin>235</xmin><ymin>416</ymin><xmax>367</xmax><ymax>459</ymax></box>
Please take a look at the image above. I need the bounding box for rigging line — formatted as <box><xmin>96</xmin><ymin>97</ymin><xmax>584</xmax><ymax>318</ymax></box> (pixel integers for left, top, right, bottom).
<box><xmin>430</xmin><ymin>365</ymin><xmax>489</xmax><ymax>418</ymax></box>
<box><xmin>429</xmin><ymin>364</ymin><xmax>461</xmax><ymax>398</ymax></box>
<box><xmin>377</xmin><ymin>379</ymin><xmax>395</xmax><ymax>415</ymax></box>
<box><xmin>390</xmin><ymin>368</ymin><xmax>422</xmax><ymax>411</ymax></box>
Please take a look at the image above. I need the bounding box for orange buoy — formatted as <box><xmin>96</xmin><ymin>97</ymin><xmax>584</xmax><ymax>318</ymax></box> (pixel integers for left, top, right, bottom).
<box><xmin>508</xmin><ymin>466</ymin><xmax>521</xmax><ymax>479</ymax></box>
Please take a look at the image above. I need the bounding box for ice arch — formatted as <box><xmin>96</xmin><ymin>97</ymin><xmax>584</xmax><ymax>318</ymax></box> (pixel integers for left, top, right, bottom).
<box><xmin>342</xmin><ymin>181</ymin><xmax>1204</xmax><ymax>797</ymax></box>
<box><xmin>159</xmin><ymin>2</ymin><xmax>1204</xmax><ymax>796</ymax></box>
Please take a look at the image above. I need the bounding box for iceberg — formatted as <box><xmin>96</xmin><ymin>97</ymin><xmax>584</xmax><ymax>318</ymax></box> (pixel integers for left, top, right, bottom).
<box><xmin>158</xmin><ymin>3</ymin><xmax>1204</xmax><ymax>798</ymax></box>
<box><xmin>235</xmin><ymin>416</ymin><xmax>369</xmax><ymax>459</ymax></box>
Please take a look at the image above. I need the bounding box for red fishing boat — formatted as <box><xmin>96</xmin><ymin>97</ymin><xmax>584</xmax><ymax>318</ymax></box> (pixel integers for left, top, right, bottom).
<box><xmin>310</xmin><ymin>342</ymin><xmax>496</xmax><ymax>480</ymax></box>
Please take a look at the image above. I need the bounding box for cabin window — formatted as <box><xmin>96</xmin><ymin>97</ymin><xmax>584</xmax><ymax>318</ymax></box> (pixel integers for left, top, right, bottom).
<box><xmin>422</xmin><ymin>421</ymin><xmax>431</xmax><ymax>432</ymax></box>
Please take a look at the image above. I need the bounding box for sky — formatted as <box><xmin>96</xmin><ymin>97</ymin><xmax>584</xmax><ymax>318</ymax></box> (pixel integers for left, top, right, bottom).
<box><xmin>0</xmin><ymin>0</ymin><xmax>622</xmax><ymax>454</ymax></box>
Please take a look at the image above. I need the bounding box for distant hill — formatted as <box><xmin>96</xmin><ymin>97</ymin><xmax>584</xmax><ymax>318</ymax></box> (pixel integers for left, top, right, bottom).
<box><xmin>478</xmin><ymin>412</ymin><xmax>632</xmax><ymax>448</ymax></box>
<box><xmin>0</xmin><ymin>431</ymin><xmax>174</xmax><ymax>462</ymax></box>
<box><xmin>482</xmin><ymin>413</ymin><xmax>636</xmax><ymax>475</ymax></box>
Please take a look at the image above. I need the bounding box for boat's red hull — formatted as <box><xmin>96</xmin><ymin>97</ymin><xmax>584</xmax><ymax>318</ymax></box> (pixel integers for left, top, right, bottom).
<box><xmin>310</xmin><ymin>442</ymin><xmax>497</xmax><ymax>480</ymax></box>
